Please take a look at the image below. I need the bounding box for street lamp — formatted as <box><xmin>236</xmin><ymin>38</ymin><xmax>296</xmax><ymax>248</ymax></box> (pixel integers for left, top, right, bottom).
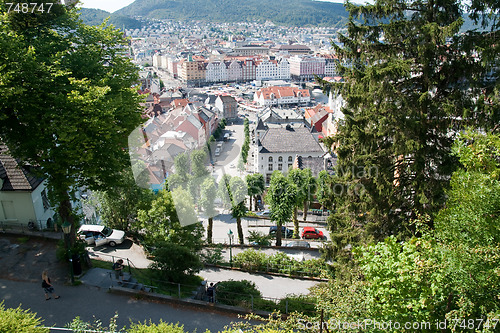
<box><xmin>228</xmin><ymin>229</ymin><xmax>234</xmax><ymax>268</ymax></box>
<box><xmin>61</xmin><ymin>221</ymin><xmax>74</xmax><ymax>284</ymax></box>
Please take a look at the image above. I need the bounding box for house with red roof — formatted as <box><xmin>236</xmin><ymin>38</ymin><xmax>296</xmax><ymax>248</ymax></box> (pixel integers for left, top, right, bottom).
<box><xmin>254</xmin><ymin>86</ymin><xmax>310</xmax><ymax>106</ymax></box>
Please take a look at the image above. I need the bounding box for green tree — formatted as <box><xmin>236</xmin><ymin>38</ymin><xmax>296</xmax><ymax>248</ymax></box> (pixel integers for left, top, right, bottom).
<box><xmin>315</xmin><ymin>132</ymin><xmax>500</xmax><ymax>330</ymax></box>
<box><xmin>267</xmin><ymin>171</ymin><xmax>297</xmax><ymax>246</ymax></box>
<box><xmin>0</xmin><ymin>2</ymin><xmax>143</xmax><ymax>243</ymax></box>
<box><xmin>287</xmin><ymin>169</ymin><xmax>306</xmax><ymax>238</ymax></box>
<box><xmin>218</xmin><ymin>174</ymin><xmax>233</xmax><ymax>210</ymax></box>
<box><xmin>230</xmin><ymin>176</ymin><xmax>248</xmax><ymax>244</ymax></box>
<box><xmin>173</xmin><ymin>152</ymin><xmax>189</xmax><ymax>183</ymax></box>
<box><xmin>92</xmin><ymin>168</ymin><xmax>154</xmax><ymax>232</ymax></box>
<box><xmin>320</xmin><ymin>0</ymin><xmax>500</xmax><ymax>249</ymax></box>
<box><xmin>246</xmin><ymin>173</ymin><xmax>265</xmax><ymax>211</ymax></box>
<box><xmin>137</xmin><ymin>189</ymin><xmax>202</xmax><ymax>250</ymax></box>
<box><xmin>316</xmin><ymin>170</ymin><xmax>334</xmax><ymax>210</ymax></box>
<box><xmin>200</xmin><ymin>177</ymin><xmax>217</xmax><ymax>243</ymax></box>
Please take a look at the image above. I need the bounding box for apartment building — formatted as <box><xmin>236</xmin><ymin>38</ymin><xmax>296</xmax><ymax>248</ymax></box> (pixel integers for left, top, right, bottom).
<box><xmin>289</xmin><ymin>55</ymin><xmax>326</xmax><ymax>80</ymax></box>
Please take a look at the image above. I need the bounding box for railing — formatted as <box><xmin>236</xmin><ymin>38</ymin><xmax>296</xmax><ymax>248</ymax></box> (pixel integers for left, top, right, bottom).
<box><xmin>91</xmin><ymin>253</ymin><xmax>318</xmax><ymax>314</ymax></box>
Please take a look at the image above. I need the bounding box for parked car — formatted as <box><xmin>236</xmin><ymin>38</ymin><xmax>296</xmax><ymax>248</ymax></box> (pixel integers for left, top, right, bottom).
<box><xmin>269</xmin><ymin>226</ymin><xmax>293</xmax><ymax>239</ymax></box>
<box><xmin>301</xmin><ymin>227</ymin><xmax>326</xmax><ymax>240</ymax></box>
<box><xmin>286</xmin><ymin>241</ymin><xmax>311</xmax><ymax>248</ymax></box>
<box><xmin>78</xmin><ymin>224</ymin><xmax>125</xmax><ymax>247</ymax></box>
<box><xmin>256</xmin><ymin>210</ymin><xmax>271</xmax><ymax>217</ymax></box>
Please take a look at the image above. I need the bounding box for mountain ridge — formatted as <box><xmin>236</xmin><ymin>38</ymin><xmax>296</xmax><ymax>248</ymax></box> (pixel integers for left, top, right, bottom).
<box><xmin>113</xmin><ymin>0</ymin><xmax>350</xmax><ymax>27</ymax></box>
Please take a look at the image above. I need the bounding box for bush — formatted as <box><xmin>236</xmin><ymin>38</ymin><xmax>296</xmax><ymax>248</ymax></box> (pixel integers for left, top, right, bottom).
<box><xmin>201</xmin><ymin>244</ymin><xmax>224</xmax><ymax>265</ymax></box>
<box><xmin>129</xmin><ymin>320</ymin><xmax>187</xmax><ymax>333</ymax></box>
<box><xmin>216</xmin><ymin>280</ymin><xmax>261</xmax><ymax>306</ymax></box>
<box><xmin>150</xmin><ymin>242</ymin><xmax>203</xmax><ymax>282</ymax></box>
<box><xmin>0</xmin><ymin>302</ymin><xmax>48</xmax><ymax>333</ymax></box>
<box><xmin>232</xmin><ymin>249</ymin><xmax>328</xmax><ymax>277</ymax></box>
<box><xmin>233</xmin><ymin>249</ymin><xmax>267</xmax><ymax>271</ymax></box>
<box><xmin>247</xmin><ymin>230</ymin><xmax>271</xmax><ymax>246</ymax></box>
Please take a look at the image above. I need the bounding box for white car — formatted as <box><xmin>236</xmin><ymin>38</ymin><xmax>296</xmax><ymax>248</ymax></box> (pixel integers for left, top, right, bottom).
<box><xmin>78</xmin><ymin>224</ymin><xmax>125</xmax><ymax>247</ymax></box>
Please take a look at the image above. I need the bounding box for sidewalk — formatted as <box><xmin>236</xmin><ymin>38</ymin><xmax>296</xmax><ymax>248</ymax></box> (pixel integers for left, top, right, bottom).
<box><xmin>0</xmin><ymin>277</ymin><xmax>249</xmax><ymax>332</ymax></box>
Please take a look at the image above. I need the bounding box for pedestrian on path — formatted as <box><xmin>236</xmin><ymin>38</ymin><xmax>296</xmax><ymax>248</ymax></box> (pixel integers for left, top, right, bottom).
<box><xmin>113</xmin><ymin>259</ymin><xmax>124</xmax><ymax>284</ymax></box>
<box><xmin>42</xmin><ymin>270</ymin><xmax>60</xmax><ymax>300</ymax></box>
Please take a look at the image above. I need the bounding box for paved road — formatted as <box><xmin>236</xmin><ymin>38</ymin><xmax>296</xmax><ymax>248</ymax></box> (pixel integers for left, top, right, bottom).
<box><xmin>0</xmin><ymin>278</ymin><xmax>250</xmax><ymax>332</ymax></box>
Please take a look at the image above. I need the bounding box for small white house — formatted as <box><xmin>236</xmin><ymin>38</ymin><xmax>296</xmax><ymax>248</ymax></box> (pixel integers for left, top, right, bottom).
<box><xmin>0</xmin><ymin>144</ymin><xmax>56</xmax><ymax>229</ymax></box>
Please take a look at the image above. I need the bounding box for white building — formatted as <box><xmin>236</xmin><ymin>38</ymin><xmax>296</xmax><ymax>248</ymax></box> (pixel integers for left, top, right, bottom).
<box><xmin>0</xmin><ymin>145</ymin><xmax>56</xmax><ymax>229</ymax></box>
<box><xmin>255</xmin><ymin>123</ymin><xmax>324</xmax><ymax>184</ymax></box>
<box><xmin>256</xmin><ymin>59</ymin><xmax>278</xmax><ymax>81</ymax></box>
<box><xmin>253</xmin><ymin>86</ymin><xmax>310</xmax><ymax>106</ymax></box>
<box><xmin>289</xmin><ymin>55</ymin><xmax>326</xmax><ymax>80</ymax></box>
<box><xmin>206</xmin><ymin>61</ymin><xmax>228</xmax><ymax>83</ymax></box>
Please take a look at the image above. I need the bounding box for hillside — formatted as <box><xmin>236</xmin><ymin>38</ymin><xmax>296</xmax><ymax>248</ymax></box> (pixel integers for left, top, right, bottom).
<box><xmin>79</xmin><ymin>8</ymin><xmax>143</xmax><ymax>29</ymax></box>
<box><xmin>114</xmin><ymin>0</ymin><xmax>349</xmax><ymax>27</ymax></box>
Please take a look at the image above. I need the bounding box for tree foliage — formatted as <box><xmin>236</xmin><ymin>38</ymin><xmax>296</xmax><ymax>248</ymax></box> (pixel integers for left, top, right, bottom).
<box><xmin>0</xmin><ymin>302</ymin><xmax>48</xmax><ymax>333</ymax></box>
<box><xmin>246</xmin><ymin>173</ymin><xmax>265</xmax><ymax>211</ymax></box>
<box><xmin>313</xmin><ymin>132</ymin><xmax>500</xmax><ymax>330</ymax></box>
<box><xmin>267</xmin><ymin>171</ymin><xmax>297</xmax><ymax>246</ymax></box>
<box><xmin>320</xmin><ymin>0</ymin><xmax>500</xmax><ymax>251</ymax></box>
<box><xmin>0</xmin><ymin>2</ymin><xmax>143</xmax><ymax>242</ymax></box>
<box><xmin>92</xmin><ymin>168</ymin><xmax>154</xmax><ymax>232</ymax></box>
<box><xmin>200</xmin><ymin>177</ymin><xmax>218</xmax><ymax>243</ymax></box>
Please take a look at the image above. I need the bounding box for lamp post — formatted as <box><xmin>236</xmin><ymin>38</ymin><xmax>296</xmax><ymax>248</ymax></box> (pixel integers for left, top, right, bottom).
<box><xmin>228</xmin><ymin>229</ymin><xmax>234</xmax><ymax>268</ymax></box>
<box><xmin>61</xmin><ymin>221</ymin><xmax>74</xmax><ymax>284</ymax></box>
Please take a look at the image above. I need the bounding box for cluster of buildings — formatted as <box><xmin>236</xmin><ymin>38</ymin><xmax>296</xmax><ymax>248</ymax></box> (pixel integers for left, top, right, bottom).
<box><xmin>252</xmin><ymin>87</ymin><xmax>345</xmax><ymax>184</ymax></box>
<box><xmin>153</xmin><ymin>52</ymin><xmax>339</xmax><ymax>86</ymax></box>
<box><xmin>130</xmin><ymin>92</ymin><xmax>240</xmax><ymax>188</ymax></box>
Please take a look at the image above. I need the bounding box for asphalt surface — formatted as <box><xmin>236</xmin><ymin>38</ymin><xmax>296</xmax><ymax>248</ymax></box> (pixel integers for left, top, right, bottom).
<box><xmin>0</xmin><ymin>278</ymin><xmax>248</xmax><ymax>332</ymax></box>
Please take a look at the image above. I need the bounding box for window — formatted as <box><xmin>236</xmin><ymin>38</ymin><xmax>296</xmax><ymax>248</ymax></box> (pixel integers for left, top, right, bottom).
<box><xmin>268</xmin><ymin>164</ymin><xmax>273</xmax><ymax>171</ymax></box>
<box><xmin>288</xmin><ymin>164</ymin><xmax>293</xmax><ymax>169</ymax></box>
<box><xmin>278</xmin><ymin>164</ymin><xmax>283</xmax><ymax>170</ymax></box>
<box><xmin>288</xmin><ymin>156</ymin><xmax>293</xmax><ymax>162</ymax></box>
<box><xmin>41</xmin><ymin>190</ymin><xmax>50</xmax><ymax>211</ymax></box>
<box><xmin>268</xmin><ymin>156</ymin><xmax>273</xmax><ymax>162</ymax></box>
<box><xmin>278</xmin><ymin>156</ymin><xmax>283</xmax><ymax>162</ymax></box>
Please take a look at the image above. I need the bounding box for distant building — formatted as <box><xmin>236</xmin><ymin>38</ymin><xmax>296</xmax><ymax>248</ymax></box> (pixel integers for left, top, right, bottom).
<box><xmin>254</xmin><ymin>86</ymin><xmax>310</xmax><ymax>106</ymax></box>
<box><xmin>215</xmin><ymin>95</ymin><xmax>238</xmax><ymax>120</ymax></box>
<box><xmin>272</xmin><ymin>44</ymin><xmax>312</xmax><ymax>55</ymax></box>
<box><xmin>231</xmin><ymin>45</ymin><xmax>269</xmax><ymax>56</ymax></box>
<box><xmin>289</xmin><ymin>56</ymin><xmax>326</xmax><ymax>80</ymax></box>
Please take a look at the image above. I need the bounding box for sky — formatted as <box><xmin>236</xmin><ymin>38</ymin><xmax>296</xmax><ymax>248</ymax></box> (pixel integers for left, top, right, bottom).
<box><xmin>78</xmin><ymin>0</ymin><xmax>358</xmax><ymax>13</ymax></box>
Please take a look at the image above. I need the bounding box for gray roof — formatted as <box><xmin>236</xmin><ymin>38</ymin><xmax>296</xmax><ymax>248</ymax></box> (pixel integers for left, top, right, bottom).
<box><xmin>256</xmin><ymin>118</ymin><xmax>268</xmax><ymax>131</ymax></box>
<box><xmin>0</xmin><ymin>144</ymin><xmax>43</xmax><ymax>191</ymax></box>
<box><xmin>260</xmin><ymin>126</ymin><xmax>323</xmax><ymax>154</ymax></box>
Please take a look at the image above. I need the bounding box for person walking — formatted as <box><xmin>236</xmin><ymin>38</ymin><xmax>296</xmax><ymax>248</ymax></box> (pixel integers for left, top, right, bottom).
<box><xmin>112</xmin><ymin>259</ymin><xmax>124</xmax><ymax>284</ymax></box>
<box><xmin>42</xmin><ymin>270</ymin><xmax>60</xmax><ymax>300</ymax></box>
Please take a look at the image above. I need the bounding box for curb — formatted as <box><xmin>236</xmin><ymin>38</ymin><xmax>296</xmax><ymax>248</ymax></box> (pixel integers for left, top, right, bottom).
<box><xmin>109</xmin><ymin>286</ymin><xmax>271</xmax><ymax>318</ymax></box>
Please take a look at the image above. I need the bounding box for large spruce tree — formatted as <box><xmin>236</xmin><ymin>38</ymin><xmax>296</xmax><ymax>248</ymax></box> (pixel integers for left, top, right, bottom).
<box><xmin>321</xmin><ymin>0</ymin><xmax>499</xmax><ymax>253</ymax></box>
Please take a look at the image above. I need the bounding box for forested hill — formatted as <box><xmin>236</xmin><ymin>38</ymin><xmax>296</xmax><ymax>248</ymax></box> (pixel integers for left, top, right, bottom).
<box><xmin>79</xmin><ymin>8</ymin><xmax>143</xmax><ymax>29</ymax></box>
<box><xmin>113</xmin><ymin>0</ymin><xmax>350</xmax><ymax>27</ymax></box>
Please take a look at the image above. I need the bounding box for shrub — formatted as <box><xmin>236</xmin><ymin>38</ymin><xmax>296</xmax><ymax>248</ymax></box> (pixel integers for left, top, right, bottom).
<box><xmin>150</xmin><ymin>242</ymin><xmax>203</xmax><ymax>282</ymax></box>
<box><xmin>201</xmin><ymin>244</ymin><xmax>224</xmax><ymax>265</ymax></box>
<box><xmin>247</xmin><ymin>230</ymin><xmax>271</xmax><ymax>246</ymax></box>
<box><xmin>216</xmin><ymin>280</ymin><xmax>261</xmax><ymax>306</ymax></box>
<box><xmin>128</xmin><ymin>320</ymin><xmax>187</xmax><ymax>333</ymax></box>
<box><xmin>0</xmin><ymin>302</ymin><xmax>48</xmax><ymax>333</ymax></box>
<box><xmin>233</xmin><ymin>249</ymin><xmax>266</xmax><ymax>271</ymax></box>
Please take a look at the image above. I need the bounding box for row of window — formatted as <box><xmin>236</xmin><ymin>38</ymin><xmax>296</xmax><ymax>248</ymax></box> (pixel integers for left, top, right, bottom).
<box><xmin>268</xmin><ymin>163</ymin><xmax>293</xmax><ymax>171</ymax></box>
<box><xmin>268</xmin><ymin>156</ymin><xmax>293</xmax><ymax>163</ymax></box>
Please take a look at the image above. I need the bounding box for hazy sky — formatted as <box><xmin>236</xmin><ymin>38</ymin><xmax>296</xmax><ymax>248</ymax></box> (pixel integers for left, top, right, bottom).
<box><xmin>78</xmin><ymin>0</ymin><xmax>360</xmax><ymax>13</ymax></box>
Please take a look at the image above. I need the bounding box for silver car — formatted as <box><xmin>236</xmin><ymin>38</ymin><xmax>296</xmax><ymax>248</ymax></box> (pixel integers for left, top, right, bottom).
<box><xmin>78</xmin><ymin>224</ymin><xmax>125</xmax><ymax>247</ymax></box>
